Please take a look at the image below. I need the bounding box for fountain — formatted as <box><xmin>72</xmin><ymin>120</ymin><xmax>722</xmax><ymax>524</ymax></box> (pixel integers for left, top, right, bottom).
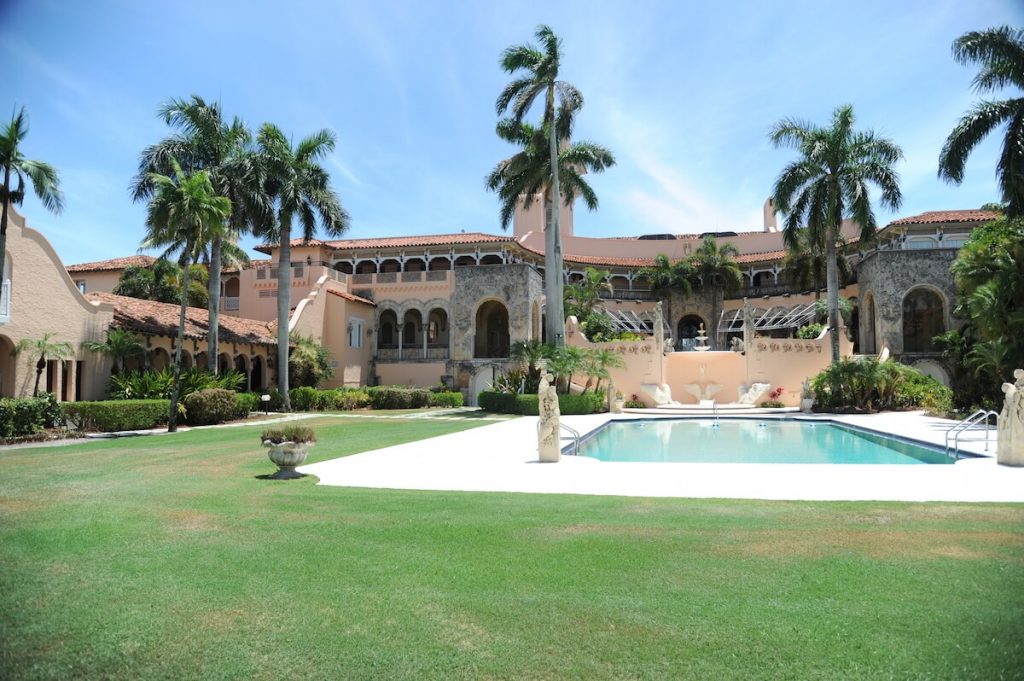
<box><xmin>694</xmin><ymin>323</ymin><xmax>710</xmax><ymax>352</ymax></box>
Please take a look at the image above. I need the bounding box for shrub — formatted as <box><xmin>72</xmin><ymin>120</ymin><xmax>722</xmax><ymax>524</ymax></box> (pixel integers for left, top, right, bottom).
<box><xmin>289</xmin><ymin>386</ymin><xmax>319</xmax><ymax>412</ymax></box>
<box><xmin>265</xmin><ymin>388</ymin><xmax>284</xmax><ymax>411</ymax></box>
<box><xmin>624</xmin><ymin>400</ymin><xmax>645</xmax><ymax>409</ymax></box>
<box><xmin>108</xmin><ymin>367</ymin><xmax>244</xmax><ymax>400</ymax></box>
<box><xmin>810</xmin><ymin>359</ymin><xmax>953</xmax><ymax>416</ymax></box>
<box><xmin>477</xmin><ymin>391</ymin><xmax>604</xmax><ymax>415</ymax></box>
<box><xmin>183</xmin><ymin>389</ymin><xmax>239</xmax><ymax>426</ymax></box>
<box><xmin>0</xmin><ymin>394</ymin><xmax>62</xmax><ymax>437</ymax></box>
<box><xmin>366</xmin><ymin>386</ymin><xmax>432</xmax><ymax>410</ymax></box>
<box><xmin>795</xmin><ymin>323</ymin><xmax>825</xmax><ymax>340</ymax></box>
<box><xmin>335</xmin><ymin>388</ymin><xmax>370</xmax><ymax>410</ymax></box>
<box><xmin>62</xmin><ymin>400</ymin><xmax>169</xmax><ymax>432</ymax></box>
<box><xmin>429</xmin><ymin>391</ymin><xmax>464</xmax><ymax>408</ymax></box>
<box><xmin>261</xmin><ymin>424</ymin><xmax>316</xmax><ymax>444</ymax></box>
<box><xmin>234</xmin><ymin>392</ymin><xmax>258</xmax><ymax>419</ymax></box>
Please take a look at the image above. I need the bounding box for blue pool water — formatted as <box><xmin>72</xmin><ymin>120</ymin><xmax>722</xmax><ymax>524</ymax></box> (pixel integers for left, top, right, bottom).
<box><xmin>578</xmin><ymin>419</ymin><xmax>953</xmax><ymax>465</ymax></box>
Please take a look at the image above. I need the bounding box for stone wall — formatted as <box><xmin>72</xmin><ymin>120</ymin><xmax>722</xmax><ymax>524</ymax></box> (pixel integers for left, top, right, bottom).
<box><xmin>856</xmin><ymin>249</ymin><xmax>960</xmax><ymax>356</ymax></box>
<box><xmin>450</xmin><ymin>264</ymin><xmax>542</xmax><ymax>361</ymax></box>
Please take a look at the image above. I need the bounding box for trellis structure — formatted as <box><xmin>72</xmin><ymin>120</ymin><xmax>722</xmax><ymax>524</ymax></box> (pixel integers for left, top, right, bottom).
<box><xmin>717</xmin><ymin>303</ymin><xmax>818</xmax><ymax>334</ymax></box>
<box><xmin>606</xmin><ymin>308</ymin><xmax>671</xmax><ymax>337</ymax></box>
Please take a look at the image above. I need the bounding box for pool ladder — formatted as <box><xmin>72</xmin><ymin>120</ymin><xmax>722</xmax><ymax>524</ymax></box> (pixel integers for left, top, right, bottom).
<box><xmin>944</xmin><ymin>409</ymin><xmax>998</xmax><ymax>460</ymax></box>
<box><xmin>536</xmin><ymin>420</ymin><xmax>581</xmax><ymax>455</ymax></box>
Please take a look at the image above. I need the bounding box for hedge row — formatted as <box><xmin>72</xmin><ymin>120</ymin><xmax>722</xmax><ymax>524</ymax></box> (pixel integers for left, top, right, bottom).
<box><xmin>477</xmin><ymin>391</ymin><xmax>604</xmax><ymax>415</ymax></box>
<box><xmin>288</xmin><ymin>386</ymin><xmax>371</xmax><ymax>412</ymax></box>
<box><xmin>366</xmin><ymin>386</ymin><xmax>464</xmax><ymax>410</ymax></box>
<box><xmin>283</xmin><ymin>386</ymin><xmax>464</xmax><ymax>411</ymax></box>
<box><xmin>62</xmin><ymin>400</ymin><xmax>170</xmax><ymax>432</ymax></box>
<box><xmin>0</xmin><ymin>394</ymin><xmax>63</xmax><ymax>438</ymax></box>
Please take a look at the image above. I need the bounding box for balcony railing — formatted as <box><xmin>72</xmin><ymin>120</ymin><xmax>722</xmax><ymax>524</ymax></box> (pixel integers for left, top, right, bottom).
<box><xmin>599</xmin><ymin>288</ymin><xmax>659</xmax><ymax>301</ymax></box>
<box><xmin>0</xmin><ymin>280</ymin><xmax>9</xmax><ymax>321</ymax></box>
<box><xmin>220</xmin><ymin>296</ymin><xmax>240</xmax><ymax>311</ymax></box>
<box><xmin>344</xmin><ymin>271</ymin><xmax>453</xmax><ymax>287</ymax></box>
<box><xmin>375</xmin><ymin>344</ymin><xmax>450</xmax><ymax>362</ymax></box>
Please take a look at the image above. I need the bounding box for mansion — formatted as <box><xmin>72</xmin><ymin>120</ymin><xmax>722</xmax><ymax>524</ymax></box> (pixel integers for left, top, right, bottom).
<box><xmin>0</xmin><ymin>196</ymin><xmax>996</xmax><ymax>404</ymax></box>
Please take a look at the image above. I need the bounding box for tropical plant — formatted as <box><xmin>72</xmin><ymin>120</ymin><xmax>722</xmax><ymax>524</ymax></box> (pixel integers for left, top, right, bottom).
<box><xmin>938</xmin><ymin>26</ymin><xmax>1024</xmax><ymax>217</ymax></box>
<box><xmin>795</xmin><ymin>323</ymin><xmax>825</xmax><ymax>340</ymax></box>
<box><xmin>107</xmin><ymin>367</ymin><xmax>243</xmax><ymax>400</ymax></box>
<box><xmin>255</xmin><ymin>123</ymin><xmax>349</xmax><ymax>410</ymax></box>
<box><xmin>564</xmin><ymin>267</ymin><xmax>613</xmax><ymax>321</ymax></box>
<box><xmin>113</xmin><ymin>259</ymin><xmax>209</xmax><ymax>308</ymax></box>
<box><xmin>142</xmin><ymin>159</ymin><xmax>231</xmax><ymax>431</ymax></box>
<box><xmin>288</xmin><ymin>333</ymin><xmax>334</xmax><ymax>388</ymax></box>
<box><xmin>809</xmin><ymin>358</ymin><xmax>952</xmax><ymax>416</ymax></box>
<box><xmin>781</xmin><ymin>228</ymin><xmax>853</xmax><ymax>298</ymax></box>
<box><xmin>581</xmin><ymin>347</ymin><xmax>626</xmax><ymax>393</ymax></box>
<box><xmin>510</xmin><ymin>340</ymin><xmax>549</xmax><ymax>391</ymax></box>
<box><xmin>547</xmin><ymin>345</ymin><xmax>585</xmax><ymax>394</ymax></box>
<box><xmin>638</xmin><ymin>254</ymin><xmax>696</xmax><ymax>334</ymax></box>
<box><xmin>770</xmin><ymin>104</ymin><xmax>903</xmax><ymax>362</ymax></box>
<box><xmin>689</xmin><ymin>237</ymin><xmax>742</xmax><ymax>350</ymax></box>
<box><xmin>949</xmin><ymin>215</ymin><xmax>1024</xmax><ymax>398</ymax></box>
<box><xmin>494</xmin><ymin>24</ymin><xmax>614</xmax><ymax>347</ymax></box>
<box><xmin>132</xmin><ymin>96</ymin><xmax>265</xmax><ymax>373</ymax></box>
<box><xmin>13</xmin><ymin>333</ymin><xmax>73</xmax><ymax>397</ymax></box>
<box><xmin>82</xmin><ymin>328</ymin><xmax>146</xmax><ymax>374</ymax></box>
<box><xmin>0</xmin><ymin>106</ymin><xmax>64</xmax><ymax>280</ymax></box>
<box><xmin>261</xmin><ymin>424</ymin><xmax>316</xmax><ymax>444</ymax></box>
<box><xmin>812</xmin><ymin>297</ymin><xmax>854</xmax><ymax>327</ymax></box>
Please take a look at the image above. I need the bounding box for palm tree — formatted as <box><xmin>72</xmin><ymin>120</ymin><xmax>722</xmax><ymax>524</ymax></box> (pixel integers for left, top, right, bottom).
<box><xmin>938</xmin><ymin>26</ymin><xmax>1024</xmax><ymax>216</ymax></box>
<box><xmin>0</xmin><ymin>107</ymin><xmax>64</xmax><ymax>280</ymax></box>
<box><xmin>82</xmin><ymin>328</ymin><xmax>146</xmax><ymax>375</ymax></box>
<box><xmin>496</xmin><ymin>25</ymin><xmax>595</xmax><ymax>347</ymax></box>
<box><xmin>14</xmin><ymin>332</ymin><xmax>73</xmax><ymax>396</ymax></box>
<box><xmin>564</xmin><ymin>267</ymin><xmax>613</xmax><ymax>321</ymax></box>
<box><xmin>781</xmin><ymin>228</ymin><xmax>852</xmax><ymax>299</ymax></box>
<box><xmin>255</xmin><ymin>124</ymin><xmax>349</xmax><ymax>411</ymax></box>
<box><xmin>131</xmin><ymin>96</ymin><xmax>264</xmax><ymax>374</ymax></box>
<box><xmin>638</xmin><ymin>254</ymin><xmax>696</xmax><ymax>340</ymax></box>
<box><xmin>689</xmin><ymin>237</ymin><xmax>742</xmax><ymax>350</ymax></box>
<box><xmin>581</xmin><ymin>347</ymin><xmax>625</xmax><ymax>394</ymax></box>
<box><xmin>770</xmin><ymin>104</ymin><xmax>903</xmax><ymax>362</ymax></box>
<box><xmin>548</xmin><ymin>345</ymin><xmax>585</xmax><ymax>394</ymax></box>
<box><xmin>114</xmin><ymin>259</ymin><xmax>209</xmax><ymax>308</ymax></box>
<box><xmin>143</xmin><ymin>159</ymin><xmax>231</xmax><ymax>431</ymax></box>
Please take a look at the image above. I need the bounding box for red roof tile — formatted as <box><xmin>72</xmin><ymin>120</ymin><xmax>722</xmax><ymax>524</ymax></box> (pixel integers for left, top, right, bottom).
<box><xmin>889</xmin><ymin>209</ymin><xmax>1001</xmax><ymax>226</ymax></box>
<box><xmin>256</xmin><ymin>232</ymin><xmax>514</xmax><ymax>254</ymax></box>
<box><xmin>736</xmin><ymin>249</ymin><xmax>788</xmax><ymax>264</ymax></box>
<box><xmin>327</xmin><ymin>289</ymin><xmax>376</xmax><ymax>306</ymax></box>
<box><xmin>67</xmin><ymin>255</ymin><xmax>157</xmax><ymax>272</ymax></box>
<box><xmin>85</xmin><ymin>292</ymin><xmax>277</xmax><ymax>345</ymax></box>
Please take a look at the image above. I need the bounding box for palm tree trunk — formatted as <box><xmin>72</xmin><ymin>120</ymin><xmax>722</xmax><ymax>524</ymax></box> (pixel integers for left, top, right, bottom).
<box><xmin>543</xmin><ymin>194</ymin><xmax>560</xmax><ymax>346</ymax></box>
<box><xmin>1</xmin><ymin>166</ymin><xmax>10</xmax><ymax>282</ymax></box>
<box><xmin>546</xmin><ymin>85</ymin><xmax>566</xmax><ymax>347</ymax></box>
<box><xmin>207</xmin><ymin>235</ymin><xmax>221</xmax><ymax>374</ymax></box>
<box><xmin>710</xmin><ymin>290</ymin><xmax>720</xmax><ymax>351</ymax></box>
<box><xmin>277</xmin><ymin>224</ymin><xmax>292</xmax><ymax>411</ymax></box>
<box><xmin>168</xmin><ymin>242</ymin><xmax>193</xmax><ymax>432</ymax></box>
<box><xmin>826</xmin><ymin>226</ymin><xmax>841</xmax><ymax>363</ymax></box>
<box><xmin>33</xmin><ymin>356</ymin><xmax>44</xmax><ymax>396</ymax></box>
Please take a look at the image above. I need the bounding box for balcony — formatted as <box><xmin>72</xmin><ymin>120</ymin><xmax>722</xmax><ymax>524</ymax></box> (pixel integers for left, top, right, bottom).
<box><xmin>348</xmin><ymin>271</ymin><xmax>453</xmax><ymax>287</ymax></box>
<box><xmin>376</xmin><ymin>344</ymin><xmax>450</xmax><ymax>362</ymax></box>
<box><xmin>599</xmin><ymin>288</ymin><xmax>659</xmax><ymax>301</ymax></box>
<box><xmin>0</xmin><ymin>280</ymin><xmax>9</xmax><ymax>322</ymax></box>
<box><xmin>220</xmin><ymin>296</ymin><xmax>240</xmax><ymax>311</ymax></box>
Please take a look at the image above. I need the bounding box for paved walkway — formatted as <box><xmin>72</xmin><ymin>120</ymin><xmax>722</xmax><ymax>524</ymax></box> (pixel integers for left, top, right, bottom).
<box><xmin>301</xmin><ymin>411</ymin><xmax>1024</xmax><ymax>502</ymax></box>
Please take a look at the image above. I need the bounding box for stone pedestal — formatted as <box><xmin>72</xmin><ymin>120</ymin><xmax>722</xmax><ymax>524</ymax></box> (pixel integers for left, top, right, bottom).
<box><xmin>997</xmin><ymin>369</ymin><xmax>1024</xmax><ymax>467</ymax></box>
<box><xmin>538</xmin><ymin>373</ymin><xmax>561</xmax><ymax>463</ymax></box>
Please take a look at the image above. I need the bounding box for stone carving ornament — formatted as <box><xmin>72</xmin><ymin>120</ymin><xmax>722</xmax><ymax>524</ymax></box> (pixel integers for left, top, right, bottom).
<box><xmin>997</xmin><ymin>369</ymin><xmax>1024</xmax><ymax>466</ymax></box>
<box><xmin>538</xmin><ymin>372</ymin><xmax>561</xmax><ymax>463</ymax></box>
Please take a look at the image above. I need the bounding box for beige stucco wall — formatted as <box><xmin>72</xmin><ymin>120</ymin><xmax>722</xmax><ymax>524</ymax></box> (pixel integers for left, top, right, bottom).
<box><xmin>70</xmin><ymin>270</ymin><xmax>121</xmax><ymax>294</ymax></box>
<box><xmin>376</xmin><ymin>361</ymin><xmax>447</xmax><ymax>387</ymax></box>
<box><xmin>289</xmin><ymin>275</ymin><xmax>373</xmax><ymax>389</ymax></box>
<box><xmin>0</xmin><ymin>209</ymin><xmax>114</xmax><ymax>400</ymax></box>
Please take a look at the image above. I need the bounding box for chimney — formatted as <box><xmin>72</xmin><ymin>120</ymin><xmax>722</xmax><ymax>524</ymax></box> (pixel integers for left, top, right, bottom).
<box><xmin>763</xmin><ymin>197</ymin><xmax>778</xmax><ymax>232</ymax></box>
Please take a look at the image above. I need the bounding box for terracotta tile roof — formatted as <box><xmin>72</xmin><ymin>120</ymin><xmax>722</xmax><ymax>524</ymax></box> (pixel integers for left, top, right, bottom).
<box><xmin>256</xmin><ymin>232</ymin><xmax>514</xmax><ymax>254</ymax></box>
<box><xmin>66</xmin><ymin>255</ymin><xmax>157</xmax><ymax>273</ymax></box>
<box><xmin>889</xmin><ymin>209</ymin><xmax>1001</xmax><ymax>226</ymax></box>
<box><xmin>327</xmin><ymin>289</ymin><xmax>376</xmax><ymax>306</ymax></box>
<box><xmin>85</xmin><ymin>292</ymin><xmax>277</xmax><ymax>345</ymax></box>
<box><xmin>562</xmin><ymin>253</ymin><xmax>656</xmax><ymax>267</ymax></box>
<box><xmin>736</xmin><ymin>249</ymin><xmax>788</xmax><ymax>264</ymax></box>
<box><xmin>605</xmin><ymin>229</ymin><xmax>767</xmax><ymax>241</ymax></box>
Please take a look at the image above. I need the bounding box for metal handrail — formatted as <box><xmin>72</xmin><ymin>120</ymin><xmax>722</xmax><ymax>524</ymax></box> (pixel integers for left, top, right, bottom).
<box><xmin>535</xmin><ymin>420</ymin><xmax>582</xmax><ymax>455</ymax></box>
<box><xmin>945</xmin><ymin>409</ymin><xmax>999</xmax><ymax>459</ymax></box>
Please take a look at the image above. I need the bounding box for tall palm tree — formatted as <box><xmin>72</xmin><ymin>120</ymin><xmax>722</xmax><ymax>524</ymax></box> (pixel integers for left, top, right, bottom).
<box><xmin>938</xmin><ymin>26</ymin><xmax>1024</xmax><ymax>216</ymax></box>
<box><xmin>14</xmin><ymin>332</ymin><xmax>73</xmax><ymax>396</ymax></box>
<box><xmin>689</xmin><ymin>238</ymin><xmax>742</xmax><ymax>350</ymax></box>
<box><xmin>496</xmin><ymin>24</ymin><xmax>587</xmax><ymax>347</ymax></box>
<box><xmin>114</xmin><ymin>259</ymin><xmax>209</xmax><ymax>308</ymax></box>
<box><xmin>131</xmin><ymin>96</ymin><xmax>264</xmax><ymax>374</ymax></box>
<box><xmin>638</xmin><ymin>254</ymin><xmax>696</xmax><ymax>340</ymax></box>
<box><xmin>82</xmin><ymin>328</ymin><xmax>146</xmax><ymax>375</ymax></box>
<box><xmin>143</xmin><ymin>159</ymin><xmax>231</xmax><ymax>431</ymax></box>
<box><xmin>781</xmin><ymin>228</ymin><xmax>852</xmax><ymax>299</ymax></box>
<box><xmin>0</xmin><ymin>107</ymin><xmax>64</xmax><ymax>280</ymax></box>
<box><xmin>770</xmin><ymin>104</ymin><xmax>903</xmax><ymax>362</ymax></box>
<box><xmin>255</xmin><ymin>124</ymin><xmax>349</xmax><ymax>411</ymax></box>
<box><xmin>564</xmin><ymin>267</ymin><xmax>613</xmax><ymax>321</ymax></box>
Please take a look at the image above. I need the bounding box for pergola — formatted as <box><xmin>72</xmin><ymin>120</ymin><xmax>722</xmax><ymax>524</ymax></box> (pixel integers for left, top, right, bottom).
<box><xmin>717</xmin><ymin>303</ymin><xmax>818</xmax><ymax>334</ymax></box>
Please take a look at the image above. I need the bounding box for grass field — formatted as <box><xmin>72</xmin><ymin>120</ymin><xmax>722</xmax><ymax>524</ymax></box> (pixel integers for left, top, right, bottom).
<box><xmin>2</xmin><ymin>414</ymin><xmax>1023</xmax><ymax>680</ymax></box>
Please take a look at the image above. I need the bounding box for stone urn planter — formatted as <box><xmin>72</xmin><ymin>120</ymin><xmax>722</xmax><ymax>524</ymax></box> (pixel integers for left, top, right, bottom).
<box><xmin>800</xmin><ymin>397</ymin><xmax>814</xmax><ymax>413</ymax></box>
<box><xmin>262</xmin><ymin>425</ymin><xmax>317</xmax><ymax>480</ymax></box>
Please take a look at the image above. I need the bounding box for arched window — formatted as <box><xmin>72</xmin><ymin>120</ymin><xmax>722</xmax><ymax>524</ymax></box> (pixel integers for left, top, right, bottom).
<box><xmin>474</xmin><ymin>301</ymin><xmax>510</xmax><ymax>358</ymax></box>
<box><xmin>676</xmin><ymin>315</ymin><xmax>705</xmax><ymax>351</ymax></box>
<box><xmin>902</xmin><ymin>288</ymin><xmax>944</xmax><ymax>353</ymax></box>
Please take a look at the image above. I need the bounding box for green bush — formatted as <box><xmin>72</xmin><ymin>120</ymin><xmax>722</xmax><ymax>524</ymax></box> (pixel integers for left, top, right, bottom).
<box><xmin>62</xmin><ymin>400</ymin><xmax>170</xmax><ymax>432</ymax></box>
<box><xmin>108</xmin><ymin>367</ymin><xmax>244</xmax><ymax>400</ymax></box>
<box><xmin>366</xmin><ymin>386</ymin><xmax>433</xmax><ymax>410</ymax></box>
<box><xmin>795</xmin><ymin>323</ymin><xmax>825</xmax><ymax>340</ymax></box>
<box><xmin>234</xmin><ymin>392</ymin><xmax>259</xmax><ymax>419</ymax></box>
<box><xmin>477</xmin><ymin>391</ymin><xmax>604</xmax><ymax>415</ymax></box>
<box><xmin>183</xmin><ymin>389</ymin><xmax>239</xmax><ymax>426</ymax></box>
<box><xmin>335</xmin><ymin>388</ymin><xmax>370</xmax><ymax>410</ymax></box>
<box><xmin>289</xmin><ymin>386</ymin><xmax>319</xmax><ymax>412</ymax></box>
<box><xmin>810</xmin><ymin>358</ymin><xmax>953</xmax><ymax>416</ymax></box>
<box><xmin>429</xmin><ymin>391</ymin><xmax>464</xmax><ymax>408</ymax></box>
<box><xmin>0</xmin><ymin>394</ymin><xmax>62</xmax><ymax>438</ymax></box>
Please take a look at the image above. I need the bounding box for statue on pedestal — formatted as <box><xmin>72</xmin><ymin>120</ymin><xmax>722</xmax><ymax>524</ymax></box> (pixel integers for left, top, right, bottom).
<box><xmin>997</xmin><ymin>369</ymin><xmax>1024</xmax><ymax>466</ymax></box>
<box><xmin>538</xmin><ymin>372</ymin><xmax>561</xmax><ymax>462</ymax></box>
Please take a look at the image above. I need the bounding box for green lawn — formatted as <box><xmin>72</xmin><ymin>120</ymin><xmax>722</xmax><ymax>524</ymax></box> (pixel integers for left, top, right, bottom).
<box><xmin>1</xmin><ymin>415</ymin><xmax>1023</xmax><ymax>680</ymax></box>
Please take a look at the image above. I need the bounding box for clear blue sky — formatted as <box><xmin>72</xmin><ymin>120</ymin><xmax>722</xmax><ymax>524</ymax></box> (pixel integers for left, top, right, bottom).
<box><xmin>3</xmin><ymin>0</ymin><xmax>1022</xmax><ymax>265</ymax></box>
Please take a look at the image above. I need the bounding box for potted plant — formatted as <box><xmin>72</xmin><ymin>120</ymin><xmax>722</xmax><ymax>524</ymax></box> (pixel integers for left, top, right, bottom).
<box><xmin>261</xmin><ymin>425</ymin><xmax>317</xmax><ymax>479</ymax></box>
<box><xmin>613</xmin><ymin>390</ymin><xmax>625</xmax><ymax>413</ymax></box>
<box><xmin>800</xmin><ymin>380</ymin><xmax>814</xmax><ymax>413</ymax></box>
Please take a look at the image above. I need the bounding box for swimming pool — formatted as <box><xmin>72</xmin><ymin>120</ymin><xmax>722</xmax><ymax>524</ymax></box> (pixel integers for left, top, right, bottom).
<box><xmin>578</xmin><ymin>419</ymin><xmax>954</xmax><ymax>464</ymax></box>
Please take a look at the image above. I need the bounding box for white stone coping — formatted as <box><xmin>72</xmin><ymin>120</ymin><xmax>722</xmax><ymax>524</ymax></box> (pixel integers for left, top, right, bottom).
<box><xmin>300</xmin><ymin>410</ymin><xmax>1024</xmax><ymax>502</ymax></box>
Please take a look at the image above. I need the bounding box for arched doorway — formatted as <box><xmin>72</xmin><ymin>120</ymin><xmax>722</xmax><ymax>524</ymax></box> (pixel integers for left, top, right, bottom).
<box><xmin>234</xmin><ymin>355</ymin><xmax>250</xmax><ymax>390</ymax></box>
<box><xmin>427</xmin><ymin>308</ymin><xmax>449</xmax><ymax>357</ymax></box>
<box><xmin>676</xmin><ymin>315</ymin><xmax>705</xmax><ymax>351</ymax></box>
<box><xmin>378</xmin><ymin>310</ymin><xmax>398</xmax><ymax>350</ymax></box>
<box><xmin>902</xmin><ymin>288</ymin><xmax>945</xmax><ymax>353</ymax></box>
<box><xmin>251</xmin><ymin>355</ymin><xmax>265</xmax><ymax>391</ymax></box>
<box><xmin>402</xmin><ymin>310</ymin><xmax>423</xmax><ymax>358</ymax></box>
<box><xmin>218</xmin><ymin>353</ymin><xmax>232</xmax><ymax>375</ymax></box>
<box><xmin>862</xmin><ymin>292</ymin><xmax>878</xmax><ymax>355</ymax></box>
<box><xmin>0</xmin><ymin>334</ymin><xmax>15</xmax><ymax>397</ymax></box>
<box><xmin>474</xmin><ymin>301</ymin><xmax>510</xmax><ymax>358</ymax></box>
<box><xmin>151</xmin><ymin>347</ymin><xmax>171</xmax><ymax>371</ymax></box>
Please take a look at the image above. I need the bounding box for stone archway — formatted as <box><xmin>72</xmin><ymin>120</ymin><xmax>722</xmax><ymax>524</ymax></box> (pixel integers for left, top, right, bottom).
<box><xmin>251</xmin><ymin>355</ymin><xmax>265</xmax><ymax>391</ymax></box>
<box><xmin>474</xmin><ymin>300</ymin><xmax>510</xmax><ymax>359</ymax></box>
<box><xmin>676</xmin><ymin>314</ymin><xmax>705</xmax><ymax>351</ymax></box>
<box><xmin>0</xmin><ymin>334</ymin><xmax>15</xmax><ymax>397</ymax></box>
<box><xmin>902</xmin><ymin>287</ymin><xmax>945</xmax><ymax>353</ymax></box>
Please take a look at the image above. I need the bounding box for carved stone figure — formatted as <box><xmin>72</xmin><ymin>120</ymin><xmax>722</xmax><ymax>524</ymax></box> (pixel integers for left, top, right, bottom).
<box><xmin>997</xmin><ymin>369</ymin><xmax>1024</xmax><ymax>467</ymax></box>
<box><xmin>538</xmin><ymin>372</ymin><xmax>561</xmax><ymax>463</ymax></box>
<box><xmin>737</xmin><ymin>382</ymin><xmax>771</xmax><ymax>405</ymax></box>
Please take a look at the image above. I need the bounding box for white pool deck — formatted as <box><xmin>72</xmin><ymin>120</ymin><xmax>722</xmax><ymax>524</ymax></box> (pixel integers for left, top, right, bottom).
<box><xmin>299</xmin><ymin>411</ymin><xmax>1024</xmax><ymax>503</ymax></box>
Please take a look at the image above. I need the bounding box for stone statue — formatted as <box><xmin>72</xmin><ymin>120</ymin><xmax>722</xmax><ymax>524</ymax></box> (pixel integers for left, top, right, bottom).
<box><xmin>997</xmin><ymin>369</ymin><xmax>1024</xmax><ymax>467</ymax></box>
<box><xmin>737</xmin><ymin>383</ymin><xmax>771</xmax><ymax>405</ymax></box>
<box><xmin>729</xmin><ymin>336</ymin><xmax>745</xmax><ymax>352</ymax></box>
<box><xmin>538</xmin><ymin>372</ymin><xmax>561</xmax><ymax>462</ymax></box>
<box><xmin>653</xmin><ymin>301</ymin><xmax>665</xmax><ymax>356</ymax></box>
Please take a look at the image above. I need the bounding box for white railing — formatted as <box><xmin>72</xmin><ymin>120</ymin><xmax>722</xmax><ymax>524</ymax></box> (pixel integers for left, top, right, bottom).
<box><xmin>0</xmin><ymin>280</ymin><xmax>10</xmax><ymax>321</ymax></box>
<box><xmin>220</xmin><ymin>296</ymin><xmax>240</xmax><ymax>311</ymax></box>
